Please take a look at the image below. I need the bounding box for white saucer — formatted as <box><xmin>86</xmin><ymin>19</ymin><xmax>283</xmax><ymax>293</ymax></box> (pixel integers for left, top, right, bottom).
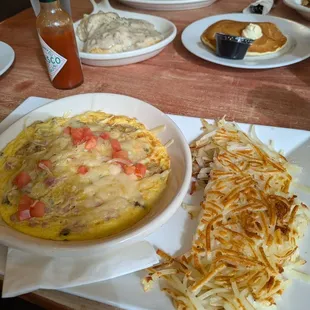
<box><xmin>118</xmin><ymin>0</ymin><xmax>217</xmax><ymax>11</ymax></box>
<box><xmin>0</xmin><ymin>42</ymin><xmax>15</xmax><ymax>75</ymax></box>
<box><xmin>74</xmin><ymin>0</ymin><xmax>176</xmax><ymax>66</ymax></box>
<box><xmin>181</xmin><ymin>13</ymin><xmax>310</xmax><ymax>69</ymax></box>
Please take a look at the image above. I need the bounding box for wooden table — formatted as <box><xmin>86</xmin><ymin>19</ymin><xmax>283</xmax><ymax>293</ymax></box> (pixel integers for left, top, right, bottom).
<box><xmin>1</xmin><ymin>0</ymin><xmax>310</xmax><ymax>130</ymax></box>
<box><xmin>0</xmin><ymin>0</ymin><xmax>310</xmax><ymax>309</ymax></box>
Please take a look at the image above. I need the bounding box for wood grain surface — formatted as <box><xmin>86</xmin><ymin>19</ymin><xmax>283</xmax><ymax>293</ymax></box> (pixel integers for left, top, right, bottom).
<box><xmin>0</xmin><ymin>0</ymin><xmax>310</xmax><ymax>309</ymax></box>
<box><xmin>1</xmin><ymin>0</ymin><xmax>310</xmax><ymax>130</ymax></box>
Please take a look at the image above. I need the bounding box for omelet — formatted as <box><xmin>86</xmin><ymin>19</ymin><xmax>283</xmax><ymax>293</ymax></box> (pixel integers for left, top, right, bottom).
<box><xmin>0</xmin><ymin>111</ymin><xmax>170</xmax><ymax>241</ymax></box>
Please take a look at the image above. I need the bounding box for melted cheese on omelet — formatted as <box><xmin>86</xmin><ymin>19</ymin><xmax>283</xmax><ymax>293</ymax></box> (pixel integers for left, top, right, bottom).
<box><xmin>0</xmin><ymin>111</ymin><xmax>170</xmax><ymax>241</ymax></box>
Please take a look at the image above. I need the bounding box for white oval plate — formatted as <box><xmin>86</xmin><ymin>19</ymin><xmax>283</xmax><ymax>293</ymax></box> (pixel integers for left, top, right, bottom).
<box><xmin>0</xmin><ymin>42</ymin><xmax>15</xmax><ymax>76</ymax></box>
<box><xmin>118</xmin><ymin>0</ymin><xmax>217</xmax><ymax>11</ymax></box>
<box><xmin>182</xmin><ymin>13</ymin><xmax>310</xmax><ymax>69</ymax></box>
<box><xmin>0</xmin><ymin>93</ymin><xmax>192</xmax><ymax>257</ymax></box>
<box><xmin>74</xmin><ymin>0</ymin><xmax>177</xmax><ymax>66</ymax></box>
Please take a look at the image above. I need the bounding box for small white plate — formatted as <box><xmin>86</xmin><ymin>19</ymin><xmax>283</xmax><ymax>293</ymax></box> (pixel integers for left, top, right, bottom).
<box><xmin>118</xmin><ymin>0</ymin><xmax>217</xmax><ymax>11</ymax></box>
<box><xmin>0</xmin><ymin>42</ymin><xmax>15</xmax><ymax>75</ymax></box>
<box><xmin>182</xmin><ymin>13</ymin><xmax>310</xmax><ymax>69</ymax></box>
<box><xmin>74</xmin><ymin>0</ymin><xmax>176</xmax><ymax>66</ymax></box>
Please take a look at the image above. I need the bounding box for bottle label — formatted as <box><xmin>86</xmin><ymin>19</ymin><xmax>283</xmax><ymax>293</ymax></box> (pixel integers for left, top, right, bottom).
<box><xmin>38</xmin><ymin>35</ymin><xmax>67</xmax><ymax>81</ymax></box>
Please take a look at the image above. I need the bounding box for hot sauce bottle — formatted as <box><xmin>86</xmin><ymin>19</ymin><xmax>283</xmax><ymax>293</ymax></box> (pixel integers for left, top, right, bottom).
<box><xmin>36</xmin><ymin>0</ymin><xmax>84</xmax><ymax>89</ymax></box>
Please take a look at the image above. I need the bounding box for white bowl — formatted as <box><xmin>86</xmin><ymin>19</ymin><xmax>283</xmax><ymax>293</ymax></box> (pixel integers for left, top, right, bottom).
<box><xmin>284</xmin><ymin>0</ymin><xmax>310</xmax><ymax>20</ymax></box>
<box><xmin>0</xmin><ymin>93</ymin><xmax>192</xmax><ymax>257</ymax></box>
<box><xmin>73</xmin><ymin>0</ymin><xmax>177</xmax><ymax>66</ymax></box>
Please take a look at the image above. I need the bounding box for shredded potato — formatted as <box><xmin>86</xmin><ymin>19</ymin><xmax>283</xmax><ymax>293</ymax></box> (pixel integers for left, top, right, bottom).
<box><xmin>143</xmin><ymin>119</ymin><xmax>310</xmax><ymax>309</ymax></box>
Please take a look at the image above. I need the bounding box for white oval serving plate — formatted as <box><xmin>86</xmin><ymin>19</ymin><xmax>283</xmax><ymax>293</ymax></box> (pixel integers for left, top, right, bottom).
<box><xmin>118</xmin><ymin>0</ymin><xmax>217</xmax><ymax>11</ymax></box>
<box><xmin>182</xmin><ymin>13</ymin><xmax>310</xmax><ymax>69</ymax></box>
<box><xmin>284</xmin><ymin>0</ymin><xmax>310</xmax><ymax>21</ymax></box>
<box><xmin>0</xmin><ymin>41</ymin><xmax>15</xmax><ymax>76</ymax></box>
<box><xmin>0</xmin><ymin>93</ymin><xmax>192</xmax><ymax>257</ymax></box>
<box><xmin>73</xmin><ymin>0</ymin><xmax>177</xmax><ymax>66</ymax></box>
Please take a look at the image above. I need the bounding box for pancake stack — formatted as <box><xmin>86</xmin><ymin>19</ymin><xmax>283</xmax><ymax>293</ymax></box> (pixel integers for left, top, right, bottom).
<box><xmin>201</xmin><ymin>20</ymin><xmax>287</xmax><ymax>55</ymax></box>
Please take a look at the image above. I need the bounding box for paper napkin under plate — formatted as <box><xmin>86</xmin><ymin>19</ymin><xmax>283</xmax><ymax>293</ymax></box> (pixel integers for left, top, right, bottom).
<box><xmin>2</xmin><ymin>241</ymin><xmax>158</xmax><ymax>298</ymax></box>
<box><xmin>0</xmin><ymin>97</ymin><xmax>158</xmax><ymax>298</ymax></box>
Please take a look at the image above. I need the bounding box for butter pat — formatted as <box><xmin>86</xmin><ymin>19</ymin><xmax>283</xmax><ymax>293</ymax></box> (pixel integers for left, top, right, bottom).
<box><xmin>242</xmin><ymin>23</ymin><xmax>263</xmax><ymax>40</ymax></box>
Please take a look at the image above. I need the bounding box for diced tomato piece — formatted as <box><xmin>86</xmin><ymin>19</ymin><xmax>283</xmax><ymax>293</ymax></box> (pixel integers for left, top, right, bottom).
<box><xmin>30</xmin><ymin>201</ymin><xmax>45</xmax><ymax>218</ymax></box>
<box><xmin>18</xmin><ymin>209</ymin><xmax>31</xmax><ymax>221</ymax></box>
<box><xmin>77</xmin><ymin>165</ymin><xmax>89</xmax><ymax>175</ymax></box>
<box><xmin>112</xmin><ymin>150</ymin><xmax>128</xmax><ymax>160</ymax></box>
<box><xmin>38</xmin><ymin>160</ymin><xmax>52</xmax><ymax>170</ymax></box>
<box><xmin>70</xmin><ymin>127</ymin><xmax>95</xmax><ymax>145</ymax></box>
<box><xmin>85</xmin><ymin>136</ymin><xmax>97</xmax><ymax>150</ymax></box>
<box><xmin>110</xmin><ymin>139</ymin><xmax>121</xmax><ymax>152</ymax></box>
<box><xmin>70</xmin><ymin>127</ymin><xmax>85</xmax><ymax>145</ymax></box>
<box><xmin>100</xmin><ymin>132</ymin><xmax>110</xmax><ymax>140</ymax></box>
<box><xmin>63</xmin><ymin>126</ymin><xmax>71</xmax><ymax>135</ymax></box>
<box><xmin>83</xmin><ymin>127</ymin><xmax>93</xmax><ymax>141</ymax></box>
<box><xmin>13</xmin><ymin>171</ymin><xmax>31</xmax><ymax>189</ymax></box>
<box><xmin>123</xmin><ymin>165</ymin><xmax>136</xmax><ymax>175</ymax></box>
<box><xmin>18</xmin><ymin>194</ymin><xmax>34</xmax><ymax>211</ymax></box>
<box><xmin>135</xmin><ymin>163</ymin><xmax>147</xmax><ymax>178</ymax></box>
